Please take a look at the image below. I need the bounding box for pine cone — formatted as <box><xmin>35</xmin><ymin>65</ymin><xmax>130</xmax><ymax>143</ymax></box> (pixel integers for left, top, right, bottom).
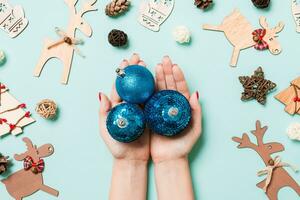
<box><xmin>105</xmin><ymin>0</ymin><xmax>130</xmax><ymax>17</ymax></box>
<box><xmin>108</xmin><ymin>29</ymin><xmax>128</xmax><ymax>47</ymax></box>
<box><xmin>0</xmin><ymin>154</ymin><xmax>9</xmax><ymax>175</ymax></box>
<box><xmin>251</xmin><ymin>0</ymin><xmax>270</xmax><ymax>8</ymax></box>
<box><xmin>194</xmin><ymin>0</ymin><xmax>213</xmax><ymax>10</ymax></box>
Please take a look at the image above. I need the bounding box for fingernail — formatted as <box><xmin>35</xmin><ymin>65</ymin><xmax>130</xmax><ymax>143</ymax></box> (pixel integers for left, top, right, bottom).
<box><xmin>133</xmin><ymin>53</ymin><xmax>139</xmax><ymax>56</ymax></box>
<box><xmin>98</xmin><ymin>92</ymin><xmax>102</xmax><ymax>102</ymax></box>
<box><xmin>196</xmin><ymin>91</ymin><xmax>199</xmax><ymax>100</ymax></box>
<box><xmin>164</xmin><ymin>55</ymin><xmax>169</xmax><ymax>58</ymax></box>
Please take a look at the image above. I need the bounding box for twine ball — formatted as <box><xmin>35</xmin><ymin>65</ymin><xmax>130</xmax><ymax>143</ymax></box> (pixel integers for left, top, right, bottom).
<box><xmin>108</xmin><ymin>29</ymin><xmax>128</xmax><ymax>47</ymax></box>
<box><xmin>251</xmin><ymin>0</ymin><xmax>270</xmax><ymax>8</ymax></box>
<box><xmin>172</xmin><ymin>26</ymin><xmax>191</xmax><ymax>44</ymax></box>
<box><xmin>0</xmin><ymin>50</ymin><xmax>6</xmax><ymax>65</ymax></box>
<box><xmin>36</xmin><ymin>99</ymin><xmax>57</xmax><ymax>119</ymax></box>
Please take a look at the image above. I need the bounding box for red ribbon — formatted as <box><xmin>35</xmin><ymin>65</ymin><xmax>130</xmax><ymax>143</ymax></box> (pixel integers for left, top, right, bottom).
<box><xmin>252</xmin><ymin>29</ymin><xmax>269</xmax><ymax>50</ymax></box>
<box><xmin>0</xmin><ymin>118</ymin><xmax>7</xmax><ymax>124</ymax></box>
<box><xmin>293</xmin><ymin>97</ymin><xmax>300</xmax><ymax>102</ymax></box>
<box><xmin>23</xmin><ymin>156</ymin><xmax>45</xmax><ymax>173</ymax></box>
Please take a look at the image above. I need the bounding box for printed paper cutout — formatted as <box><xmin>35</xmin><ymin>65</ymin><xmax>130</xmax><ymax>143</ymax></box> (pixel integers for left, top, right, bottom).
<box><xmin>292</xmin><ymin>0</ymin><xmax>300</xmax><ymax>33</ymax></box>
<box><xmin>33</xmin><ymin>0</ymin><xmax>97</xmax><ymax>84</ymax></box>
<box><xmin>1</xmin><ymin>137</ymin><xmax>59</xmax><ymax>199</ymax></box>
<box><xmin>275</xmin><ymin>76</ymin><xmax>300</xmax><ymax>115</ymax></box>
<box><xmin>0</xmin><ymin>0</ymin><xmax>28</xmax><ymax>38</ymax></box>
<box><xmin>202</xmin><ymin>9</ymin><xmax>284</xmax><ymax>67</ymax></box>
<box><xmin>0</xmin><ymin>83</ymin><xmax>35</xmax><ymax>137</ymax></box>
<box><xmin>232</xmin><ymin>121</ymin><xmax>300</xmax><ymax>200</ymax></box>
<box><xmin>138</xmin><ymin>0</ymin><xmax>174</xmax><ymax>32</ymax></box>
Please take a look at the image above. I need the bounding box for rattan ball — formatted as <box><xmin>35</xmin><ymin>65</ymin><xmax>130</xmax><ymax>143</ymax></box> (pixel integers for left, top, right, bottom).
<box><xmin>36</xmin><ymin>99</ymin><xmax>57</xmax><ymax>119</ymax></box>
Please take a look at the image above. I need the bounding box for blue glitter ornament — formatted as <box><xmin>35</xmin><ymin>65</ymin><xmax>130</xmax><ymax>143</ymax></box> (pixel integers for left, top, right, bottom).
<box><xmin>106</xmin><ymin>103</ymin><xmax>146</xmax><ymax>143</ymax></box>
<box><xmin>145</xmin><ymin>90</ymin><xmax>191</xmax><ymax>136</ymax></box>
<box><xmin>116</xmin><ymin>65</ymin><xmax>155</xmax><ymax>104</ymax></box>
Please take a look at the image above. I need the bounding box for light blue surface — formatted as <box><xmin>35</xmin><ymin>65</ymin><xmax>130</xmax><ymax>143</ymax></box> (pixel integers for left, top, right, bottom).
<box><xmin>1</xmin><ymin>0</ymin><xmax>300</xmax><ymax>199</ymax></box>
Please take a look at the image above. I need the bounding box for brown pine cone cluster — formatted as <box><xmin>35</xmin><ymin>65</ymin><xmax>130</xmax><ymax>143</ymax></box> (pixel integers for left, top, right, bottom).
<box><xmin>251</xmin><ymin>0</ymin><xmax>270</xmax><ymax>8</ymax></box>
<box><xmin>105</xmin><ymin>0</ymin><xmax>130</xmax><ymax>17</ymax></box>
<box><xmin>194</xmin><ymin>0</ymin><xmax>213</xmax><ymax>10</ymax></box>
<box><xmin>0</xmin><ymin>154</ymin><xmax>9</xmax><ymax>174</ymax></box>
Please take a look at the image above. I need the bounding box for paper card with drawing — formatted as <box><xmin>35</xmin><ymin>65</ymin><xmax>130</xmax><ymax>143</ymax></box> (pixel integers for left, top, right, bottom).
<box><xmin>138</xmin><ymin>0</ymin><xmax>174</xmax><ymax>32</ymax></box>
<box><xmin>0</xmin><ymin>0</ymin><xmax>28</xmax><ymax>38</ymax></box>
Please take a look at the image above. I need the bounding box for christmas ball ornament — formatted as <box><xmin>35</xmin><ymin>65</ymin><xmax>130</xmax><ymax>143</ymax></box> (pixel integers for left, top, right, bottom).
<box><xmin>106</xmin><ymin>103</ymin><xmax>145</xmax><ymax>143</ymax></box>
<box><xmin>116</xmin><ymin>65</ymin><xmax>155</xmax><ymax>104</ymax></box>
<box><xmin>145</xmin><ymin>90</ymin><xmax>191</xmax><ymax>136</ymax></box>
<box><xmin>0</xmin><ymin>50</ymin><xmax>6</xmax><ymax>65</ymax></box>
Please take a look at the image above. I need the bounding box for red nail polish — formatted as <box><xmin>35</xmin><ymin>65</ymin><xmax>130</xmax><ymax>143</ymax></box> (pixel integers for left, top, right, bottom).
<box><xmin>98</xmin><ymin>92</ymin><xmax>101</xmax><ymax>102</ymax></box>
<box><xmin>196</xmin><ymin>91</ymin><xmax>199</xmax><ymax>100</ymax></box>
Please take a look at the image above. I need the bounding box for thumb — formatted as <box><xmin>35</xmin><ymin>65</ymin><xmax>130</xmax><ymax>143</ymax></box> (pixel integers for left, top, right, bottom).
<box><xmin>99</xmin><ymin>92</ymin><xmax>111</xmax><ymax>119</ymax></box>
<box><xmin>189</xmin><ymin>91</ymin><xmax>202</xmax><ymax>134</ymax></box>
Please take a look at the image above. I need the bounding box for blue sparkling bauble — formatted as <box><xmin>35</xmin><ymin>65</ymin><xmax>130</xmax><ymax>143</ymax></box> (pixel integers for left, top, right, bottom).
<box><xmin>116</xmin><ymin>65</ymin><xmax>155</xmax><ymax>104</ymax></box>
<box><xmin>106</xmin><ymin>103</ymin><xmax>146</xmax><ymax>143</ymax></box>
<box><xmin>145</xmin><ymin>90</ymin><xmax>191</xmax><ymax>136</ymax></box>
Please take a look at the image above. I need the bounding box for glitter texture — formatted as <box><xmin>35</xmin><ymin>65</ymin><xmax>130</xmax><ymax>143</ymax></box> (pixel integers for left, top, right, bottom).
<box><xmin>145</xmin><ymin>90</ymin><xmax>191</xmax><ymax>136</ymax></box>
<box><xmin>116</xmin><ymin>65</ymin><xmax>155</xmax><ymax>104</ymax></box>
<box><xmin>106</xmin><ymin>103</ymin><xmax>145</xmax><ymax>143</ymax></box>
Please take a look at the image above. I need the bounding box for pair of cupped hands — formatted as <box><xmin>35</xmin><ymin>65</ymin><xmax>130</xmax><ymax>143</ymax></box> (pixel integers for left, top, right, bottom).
<box><xmin>99</xmin><ymin>54</ymin><xmax>202</xmax><ymax>164</ymax></box>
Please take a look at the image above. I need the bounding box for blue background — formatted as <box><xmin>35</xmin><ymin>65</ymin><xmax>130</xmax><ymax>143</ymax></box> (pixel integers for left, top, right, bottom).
<box><xmin>1</xmin><ymin>0</ymin><xmax>300</xmax><ymax>199</ymax></box>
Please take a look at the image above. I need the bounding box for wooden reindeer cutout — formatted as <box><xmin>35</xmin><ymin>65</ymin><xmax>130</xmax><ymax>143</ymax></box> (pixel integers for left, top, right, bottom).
<box><xmin>33</xmin><ymin>0</ymin><xmax>97</xmax><ymax>84</ymax></box>
<box><xmin>1</xmin><ymin>137</ymin><xmax>59</xmax><ymax>200</ymax></box>
<box><xmin>232</xmin><ymin>121</ymin><xmax>300</xmax><ymax>200</ymax></box>
<box><xmin>275</xmin><ymin>76</ymin><xmax>300</xmax><ymax>115</ymax></box>
<box><xmin>292</xmin><ymin>0</ymin><xmax>300</xmax><ymax>33</ymax></box>
<box><xmin>203</xmin><ymin>9</ymin><xmax>284</xmax><ymax>67</ymax></box>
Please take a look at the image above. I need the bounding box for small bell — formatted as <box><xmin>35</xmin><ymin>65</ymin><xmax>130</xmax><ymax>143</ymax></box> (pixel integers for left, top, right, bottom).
<box><xmin>31</xmin><ymin>167</ymin><xmax>39</xmax><ymax>174</ymax></box>
<box><xmin>106</xmin><ymin>103</ymin><xmax>146</xmax><ymax>143</ymax></box>
<box><xmin>253</xmin><ymin>35</ymin><xmax>259</xmax><ymax>42</ymax></box>
<box><xmin>145</xmin><ymin>90</ymin><xmax>191</xmax><ymax>136</ymax></box>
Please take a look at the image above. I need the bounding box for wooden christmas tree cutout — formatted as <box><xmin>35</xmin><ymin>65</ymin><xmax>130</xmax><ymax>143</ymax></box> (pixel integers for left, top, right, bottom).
<box><xmin>0</xmin><ymin>0</ymin><xmax>29</xmax><ymax>38</ymax></box>
<box><xmin>275</xmin><ymin>77</ymin><xmax>300</xmax><ymax>115</ymax></box>
<box><xmin>0</xmin><ymin>83</ymin><xmax>35</xmax><ymax>137</ymax></box>
<box><xmin>1</xmin><ymin>137</ymin><xmax>59</xmax><ymax>200</ymax></box>
<box><xmin>232</xmin><ymin>121</ymin><xmax>300</xmax><ymax>200</ymax></box>
<box><xmin>292</xmin><ymin>0</ymin><xmax>300</xmax><ymax>33</ymax></box>
<box><xmin>33</xmin><ymin>0</ymin><xmax>97</xmax><ymax>84</ymax></box>
<box><xmin>202</xmin><ymin>9</ymin><xmax>284</xmax><ymax>67</ymax></box>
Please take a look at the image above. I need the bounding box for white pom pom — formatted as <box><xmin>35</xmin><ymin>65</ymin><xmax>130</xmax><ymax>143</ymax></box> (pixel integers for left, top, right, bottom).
<box><xmin>172</xmin><ymin>26</ymin><xmax>191</xmax><ymax>44</ymax></box>
<box><xmin>286</xmin><ymin>122</ymin><xmax>300</xmax><ymax>141</ymax></box>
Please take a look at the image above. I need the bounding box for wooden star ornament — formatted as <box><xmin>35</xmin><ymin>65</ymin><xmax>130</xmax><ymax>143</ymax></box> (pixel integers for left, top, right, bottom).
<box><xmin>239</xmin><ymin>67</ymin><xmax>276</xmax><ymax>105</ymax></box>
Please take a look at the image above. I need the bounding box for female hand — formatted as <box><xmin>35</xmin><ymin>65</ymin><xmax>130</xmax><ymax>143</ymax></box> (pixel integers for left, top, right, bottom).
<box><xmin>98</xmin><ymin>53</ymin><xmax>150</xmax><ymax>162</ymax></box>
<box><xmin>99</xmin><ymin>54</ymin><xmax>150</xmax><ymax>200</ymax></box>
<box><xmin>151</xmin><ymin>56</ymin><xmax>202</xmax><ymax>163</ymax></box>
